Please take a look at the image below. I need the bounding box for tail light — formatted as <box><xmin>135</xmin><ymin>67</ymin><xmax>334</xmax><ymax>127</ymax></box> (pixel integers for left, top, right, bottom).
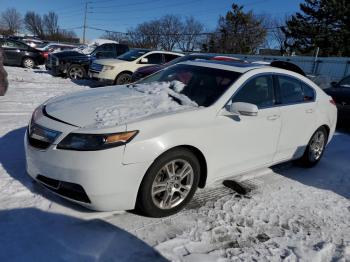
<box><xmin>41</xmin><ymin>51</ymin><xmax>49</xmax><ymax>59</ymax></box>
<box><xmin>330</xmin><ymin>98</ymin><xmax>336</xmax><ymax>106</ymax></box>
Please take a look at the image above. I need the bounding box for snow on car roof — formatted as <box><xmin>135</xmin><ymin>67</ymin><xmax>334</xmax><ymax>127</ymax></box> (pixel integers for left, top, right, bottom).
<box><xmin>180</xmin><ymin>60</ymin><xmax>264</xmax><ymax>73</ymax></box>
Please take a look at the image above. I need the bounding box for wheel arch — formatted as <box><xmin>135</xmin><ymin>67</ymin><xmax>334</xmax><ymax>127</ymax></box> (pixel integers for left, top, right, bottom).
<box><xmin>141</xmin><ymin>145</ymin><xmax>208</xmax><ymax>189</ymax></box>
<box><xmin>115</xmin><ymin>70</ymin><xmax>133</xmax><ymax>79</ymax></box>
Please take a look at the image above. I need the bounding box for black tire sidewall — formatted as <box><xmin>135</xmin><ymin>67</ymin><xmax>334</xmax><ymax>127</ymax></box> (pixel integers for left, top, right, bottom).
<box><xmin>68</xmin><ymin>65</ymin><xmax>86</xmax><ymax>79</ymax></box>
<box><xmin>137</xmin><ymin>148</ymin><xmax>200</xmax><ymax>217</ymax></box>
<box><xmin>300</xmin><ymin>126</ymin><xmax>328</xmax><ymax>167</ymax></box>
<box><xmin>23</xmin><ymin>58</ymin><xmax>35</xmax><ymax>68</ymax></box>
<box><xmin>116</xmin><ymin>73</ymin><xmax>131</xmax><ymax>85</ymax></box>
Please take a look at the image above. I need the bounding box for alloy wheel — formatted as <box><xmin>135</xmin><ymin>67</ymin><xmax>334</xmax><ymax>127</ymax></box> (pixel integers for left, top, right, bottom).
<box><xmin>23</xmin><ymin>58</ymin><xmax>34</xmax><ymax>69</ymax></box>
<box><xmin>69</xmin><ymin>67</ymin><xmax>84</xmax><ymax>79</ymax></box>
<box><xmin>151</xmin><ymin>159</ymin><xmax>194</xmax><ymax>209</ymax></box>
<box><xmin>308</xmin><ymin>130</ymin><xmax>325</xmax><ymax>162</ymax></box>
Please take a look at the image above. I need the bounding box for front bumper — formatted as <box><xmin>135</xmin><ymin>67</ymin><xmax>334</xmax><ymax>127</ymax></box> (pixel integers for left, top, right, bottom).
<box><xmin>25</xmin><ymin>126</ymin><xmax>150</xmax><ymax>211</ymax></box>
<box><xmin>89</xmin><ymin>70</ymin><xmax>114</xmax><ymax>85</ymax></box>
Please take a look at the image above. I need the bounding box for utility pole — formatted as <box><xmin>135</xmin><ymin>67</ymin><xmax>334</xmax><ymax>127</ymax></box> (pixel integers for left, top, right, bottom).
<box><xmin>82</xmin><ymin>1</ymin><xmax>88</xmax><ymax>44</ymax></box>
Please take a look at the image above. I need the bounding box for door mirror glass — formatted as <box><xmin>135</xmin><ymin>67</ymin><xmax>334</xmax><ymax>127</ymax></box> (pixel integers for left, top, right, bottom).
<box><xmin>228</xmin><ymin>102</ymin><xmax>258</xmax><ymax>116</ymax></box>
<box><xmin>140</xmin><ymin>57</ymin><xmax>149</xmax><ymax>64</ymax></box>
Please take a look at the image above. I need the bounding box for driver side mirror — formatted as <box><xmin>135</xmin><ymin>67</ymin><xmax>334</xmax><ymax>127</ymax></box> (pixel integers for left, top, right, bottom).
<box><xmin>139</xmin><ymin>57</ymin><xmax>148</xmax><ymax>64</ymax></box>
<box><xmin>227</xmin><ymin>102</ymin><xmax>258</xmax><ymax>116</ymax></box>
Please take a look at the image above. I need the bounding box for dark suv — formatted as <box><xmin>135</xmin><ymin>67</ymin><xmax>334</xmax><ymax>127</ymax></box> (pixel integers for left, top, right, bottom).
<box><xmin>0</xmin><ymin>38</ymin><xmax>45</xmax><ymax>69</ymax></box>
<box><xmin>46</xmin><ymin>43</ymin><xmax>129</xmax><ymax>79</ymax></box>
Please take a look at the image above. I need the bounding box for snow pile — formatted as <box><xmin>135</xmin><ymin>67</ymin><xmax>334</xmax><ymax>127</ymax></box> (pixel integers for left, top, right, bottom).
<box><xmin>95</xmin><ymin>81</ymin><xmax>197</xmax><ymax>127</ymax></box>
<box><xmin>155</xmin><ymin>158</ymin><xmax>350</xmax><ymax>261</ymax></box>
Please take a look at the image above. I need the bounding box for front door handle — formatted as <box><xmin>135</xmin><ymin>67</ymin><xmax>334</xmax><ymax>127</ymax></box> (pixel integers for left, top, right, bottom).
<box><xmin>306</xmin><ymin>109</ymin><xmax>314</xmax><ymax>113</ymax></box>
<box><xmin>267</xmin><ymin>115</ymin><xmax>280</xmax><ymax>121</ymax></box>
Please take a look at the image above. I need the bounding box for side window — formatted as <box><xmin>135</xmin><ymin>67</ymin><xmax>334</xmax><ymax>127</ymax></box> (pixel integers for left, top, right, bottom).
<box><xmin>278</xmin><ymin>75</ymin><xmax>304</xmax><ymax>104</ymax></box>
<box><xmin>144</xmin><ymin>53</ymin><xmax>163</xmax><ymax>64</ymax></box>
<box><xmin>116</xmin><ymin>45</ymin><xmax>129</xmax><ymax>55</ymax></box>
<box><xmin>301</xmin><ymin>82</ymin><xmax>315</xmax><ymax>101</ymax></box>
<box><xmin>164</xmin><ymin>54</ymin><xmax>181</xmax><ymax>63</ymax></box>
<box><xmin>231</xmin><ymin>75</ymin><xmax>275</xmax><ymax>108</ymax></box>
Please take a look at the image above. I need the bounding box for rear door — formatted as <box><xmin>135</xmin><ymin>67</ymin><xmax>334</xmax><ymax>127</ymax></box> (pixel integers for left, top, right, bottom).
<box><xmin>273</xmin><ymin>74</ymin><xmax>317</xmax><ymax>161</ymax></box>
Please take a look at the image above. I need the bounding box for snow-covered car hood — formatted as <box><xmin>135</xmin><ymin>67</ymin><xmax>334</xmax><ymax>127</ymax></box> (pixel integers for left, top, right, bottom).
<box><xmin>44</xmin><ymin>81</ymin><xmax>198</xmax><ymax>129</ymax></box>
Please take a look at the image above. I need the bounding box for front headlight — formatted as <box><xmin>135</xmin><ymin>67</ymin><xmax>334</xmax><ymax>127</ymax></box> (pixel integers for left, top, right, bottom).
<box><xmin>102</xmin><ymin>65</ymin><xmax>115</xmax><ymax>71</ymax></box>
<box><xmin>57</xmin><ymin>130</ymin><xmax>138</xmax><ymax>151</ymax></box>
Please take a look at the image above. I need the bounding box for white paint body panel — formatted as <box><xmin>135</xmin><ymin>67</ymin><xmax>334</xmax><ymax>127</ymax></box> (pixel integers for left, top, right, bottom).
<box><xmin>25</xmin><ymin>63</ymin><xmax>337</xmax><ymax>211</ymax></box>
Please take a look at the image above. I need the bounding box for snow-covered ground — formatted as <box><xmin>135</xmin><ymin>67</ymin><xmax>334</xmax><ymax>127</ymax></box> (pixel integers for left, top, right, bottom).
<box><xmin>0</xmin><ymin>66</ymin><xmax>349</xmax><ymax>262</ymax></box>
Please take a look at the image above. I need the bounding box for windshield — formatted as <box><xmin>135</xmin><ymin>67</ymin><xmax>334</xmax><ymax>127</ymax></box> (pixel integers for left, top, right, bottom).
<box><xmin>80</xmin><ymin>44</ymin><xmax>97</xmax><ymax>54</ymax></box>
<box><xmin>137</xmin><ymin>64</ymin><xmax>242</xmax><ymax>107</ymax></box>
<box><xmin>117</xmin><ymin>49</ymin><xmax>149</xmax><ymax>61</ymax></box>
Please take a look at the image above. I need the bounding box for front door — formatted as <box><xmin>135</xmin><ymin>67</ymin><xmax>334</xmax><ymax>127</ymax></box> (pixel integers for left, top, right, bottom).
<box><xmin>212</xmin><ymin>74</ymin><xmax>282</xmax><ymax>178</ymax></box>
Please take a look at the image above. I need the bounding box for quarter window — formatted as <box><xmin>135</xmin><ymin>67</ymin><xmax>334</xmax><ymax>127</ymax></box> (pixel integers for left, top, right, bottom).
<box><xmin>302</xmin><ymin>83</ymin><xmax>315</xmax><ymax>101</ymax></box>
<box><xmin>277</xmin><ymin>76</ymin><xmax>304</xmax><ymax>104</ymax></box>
<box><xmin>231</xmin><ymin>75</ymin><xmax>275</xmax><ymax>108</ymax></box>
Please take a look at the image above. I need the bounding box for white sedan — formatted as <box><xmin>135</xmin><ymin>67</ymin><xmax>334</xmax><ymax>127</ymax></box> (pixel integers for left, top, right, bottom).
<box><xmin>25</xmin><ymin>61</ymin><xmax>337</xmax><ymax>217</ymax></box>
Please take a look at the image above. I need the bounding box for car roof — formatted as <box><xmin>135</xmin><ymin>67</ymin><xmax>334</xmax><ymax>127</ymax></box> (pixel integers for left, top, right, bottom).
<box><xmin>180</xmin><ymin>60</ymin><xmax>265</xmax><ymax>73</ymax></box>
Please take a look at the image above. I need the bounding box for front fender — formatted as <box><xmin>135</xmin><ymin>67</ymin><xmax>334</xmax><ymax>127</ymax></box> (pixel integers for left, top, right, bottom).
<box><xmin>122</xmin><ymin>129</ymin><xmax>207</xmax><ymax>165</ymax></box>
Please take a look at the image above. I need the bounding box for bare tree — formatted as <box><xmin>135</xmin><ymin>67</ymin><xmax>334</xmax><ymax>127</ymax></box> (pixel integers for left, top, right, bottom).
<box><xmin>0</xmin><ymin>8</ymin><xmax>22</xmax><ymax>35</ymax></box>
<box><xmin>101</xmin><ymin>32</ymin><xmax>129</xmax><ymax>44</ymax></box>
<box><xmin>127</xmin><ymin>20</ymin><xmax>162</xmax><ymax>48</ymax></box>
<box><xmin>263</xmin><ymin>16</ymin><xmax>290</xmax><ymax>55</ymax></box>
<box><xmin>43</xmin><ymin>12</ymin><xmax>59</xmax><ymax>36</ymax></box>
<box><xmin>178</xmin><ymin>17</ymin><xmax>204</xmax><ymax>52</ymax></box>
<box><xmin>24</xmin><ymin>11</ymin><xmax>44</xmax><ymax>38</ymax></box>
<box><xmin>159</xmin><ymin>15</ymin><xmax>183</xmax><ymax>51</ymax></box>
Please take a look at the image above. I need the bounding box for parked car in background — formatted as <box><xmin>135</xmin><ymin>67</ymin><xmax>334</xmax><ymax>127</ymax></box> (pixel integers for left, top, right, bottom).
<box><xmin>46</xmin><ymin>39</ymin><xmax>129</xmax><ymax>79</ymax></box>
<box><xmin>0</xmin><ymin>38</ymin><xmax>46</xmax><ymax>68</ymax></box>
<box><xmin>89</xmin><ymin>49</ymin><xmax>183</xmax><ymax>85</ymax></box>
<box><xmin>37</xmin><ymin>43</ymin><xmax>76</xmax><ymax>60</ymax></box>
<box><xmin>324</xmin><ymin>75</ymin><xmax>350</xmax><ymax>123</ymax></box>
<box><xmin>25</xmin><ymin>60</ymin><xmax>336</xmax><ymax>217</ymax></box>
<box><xmin>22</xmin><ymin>38</ymin><xmax>46</xmax><ymax>48</ymax></box>
<box><xmin>131</xmin><ymin>54</ymin><xmax>245</xmax><ymax>82</ymax></box>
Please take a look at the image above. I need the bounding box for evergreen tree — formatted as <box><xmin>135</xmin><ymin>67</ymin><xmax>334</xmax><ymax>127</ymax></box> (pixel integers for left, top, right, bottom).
<box><xmin>283</xmin><ymin>0</ymin><xmax>350</xmax><ymax>56</ymax></box>
<box><xmin>209</xmin><ymin>3</ymin><xmax>266</xmax><ymax>54</ymax></box>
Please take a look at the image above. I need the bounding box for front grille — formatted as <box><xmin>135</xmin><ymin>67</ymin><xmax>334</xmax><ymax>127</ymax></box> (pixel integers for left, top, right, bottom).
<box><xmin>90</xmin><ymin>63</ymin><xmax>103</xmax><ymax>72</ymax></box>
<box><xmin>36</xmin><ymin>175</ymin><xmax>91</xmax><ymax>203</ymax></box>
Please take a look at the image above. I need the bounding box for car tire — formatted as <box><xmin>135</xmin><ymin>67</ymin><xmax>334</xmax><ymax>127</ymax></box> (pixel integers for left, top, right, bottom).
<box><xmin>115</xmin><ymin>72</ymin><xmax>132</xmax><ymax>85</ymax></box>
<box><xmin>22</xmin><ymin>57</ymin><xmax>35</xmax><ymax>69</ymax></box>
<box><xmin>68</xmin><ymin>65</ymin><xmax>86</xmax><ymax>80</ymax></box>
<box><xmin>298</xmin><ymin>126</ymin><xmax>328</xmax><ymax>168</ymax></box>
<box><xmin>136</xmin><ymin>148</ymin><xmax>200</xmax><ymax>217</ymax></box>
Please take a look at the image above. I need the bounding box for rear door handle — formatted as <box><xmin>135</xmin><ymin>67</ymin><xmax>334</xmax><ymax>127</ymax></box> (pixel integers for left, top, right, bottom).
<box><xmin>306</xmin><ymin>109</ymin><xmax>314</xmax><ymax>113</ymax></box>
<box><xmin>267</xmin><ymin>115</ymin><xmax>280</xmax><ymax>120</ymax></box>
